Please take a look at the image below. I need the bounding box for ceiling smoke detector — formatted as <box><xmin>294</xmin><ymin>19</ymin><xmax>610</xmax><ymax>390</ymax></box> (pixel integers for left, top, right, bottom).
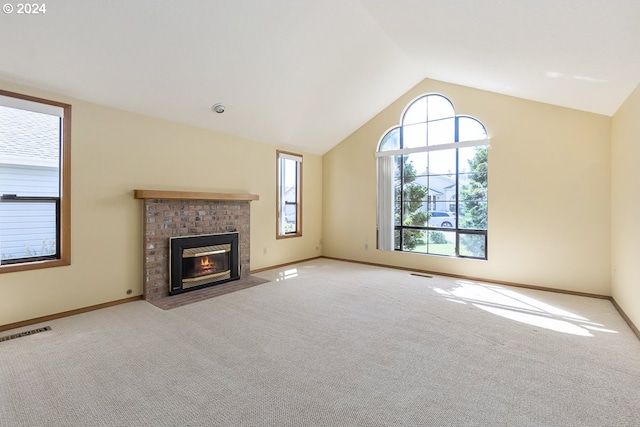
<box><xmin>211</xmin><ymin>103</ymin><xmax>226</xmax><ymax>114</ymax></box>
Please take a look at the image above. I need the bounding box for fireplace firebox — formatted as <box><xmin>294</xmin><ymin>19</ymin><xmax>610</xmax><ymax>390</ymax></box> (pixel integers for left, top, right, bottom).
<box><xmin>169</xmin><ymin>232</ymin><xmax>240</xmax><ymax>295</ymax></box>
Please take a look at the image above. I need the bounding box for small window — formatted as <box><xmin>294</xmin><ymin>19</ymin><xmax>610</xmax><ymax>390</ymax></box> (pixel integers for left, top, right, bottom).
<box><xmin>276</xmin><ymin>150</ymin><xmax>302</xmax><ymax>238</ymax></box>
<box><xmin>0</xmin><ymin>90</ymin><xmax>71</xmax><ymax>273</ymax></box>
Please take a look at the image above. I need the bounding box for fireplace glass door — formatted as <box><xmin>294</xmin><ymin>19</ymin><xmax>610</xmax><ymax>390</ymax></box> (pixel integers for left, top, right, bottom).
<box><xmin>182</xmin><ymin>244</ymin><xmax>231</xmax><ymax>288</ymax></box>
<box><xmin>169</xmin><ymin>232</ymin><xmax>239</xmax><ymax>295</ymax></box>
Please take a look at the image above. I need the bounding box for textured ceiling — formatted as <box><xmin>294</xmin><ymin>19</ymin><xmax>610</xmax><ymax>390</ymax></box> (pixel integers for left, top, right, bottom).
<box><xmin>1</xmin><ymin>0</ymin><xmax>639</xmax><ymax>155</ymax></box>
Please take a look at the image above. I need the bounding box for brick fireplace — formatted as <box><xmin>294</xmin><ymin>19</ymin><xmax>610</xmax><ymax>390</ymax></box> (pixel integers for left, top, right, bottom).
<box><xmin>134</xmin><ymin>190</ymin><xmax>259</xmax><ymax>303</ymax></box>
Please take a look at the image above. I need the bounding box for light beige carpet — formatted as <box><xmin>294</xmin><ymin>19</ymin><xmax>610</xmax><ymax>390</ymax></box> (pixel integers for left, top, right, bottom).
<box><xmin>1</xmin><ymin>259</ymin><xmax>639</xmax><ymax>426</ymax></box>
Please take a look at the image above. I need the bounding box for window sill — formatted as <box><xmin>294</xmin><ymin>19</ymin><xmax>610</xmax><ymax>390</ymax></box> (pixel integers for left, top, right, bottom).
<box><xmin>277</xmin><ymin>233</ymin><xmax>302</xmax><ymax>239</ymax></box>
<box><xmin>0</xmin><ymin>258</ymin><xmax>70</xmax><ymax>274</ymax></box>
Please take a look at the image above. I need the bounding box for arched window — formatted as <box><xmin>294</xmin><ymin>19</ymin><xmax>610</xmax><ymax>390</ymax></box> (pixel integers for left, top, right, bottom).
<box><xmin>376</xmin><ymin>94</ymin><xmax>489</xmax><ymax>259</ymax></box>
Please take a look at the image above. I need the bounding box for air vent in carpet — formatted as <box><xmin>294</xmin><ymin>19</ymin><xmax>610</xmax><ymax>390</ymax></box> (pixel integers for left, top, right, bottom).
<box><xmin>0</xmin><ymin>326</ymin><xmax>51</xmax><ymax>343</ymax></box>
<box><xmin>410</xmin><ymin>273</ymin><xmax>433</xmax><ymax>278</ymax></box>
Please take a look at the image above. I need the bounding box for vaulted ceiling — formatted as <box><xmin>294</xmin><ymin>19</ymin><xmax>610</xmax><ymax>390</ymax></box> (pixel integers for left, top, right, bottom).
<box><xmin>2</xmin><ymin>1</ymin><xmax>639</xmax><ymax>155</ymax></box>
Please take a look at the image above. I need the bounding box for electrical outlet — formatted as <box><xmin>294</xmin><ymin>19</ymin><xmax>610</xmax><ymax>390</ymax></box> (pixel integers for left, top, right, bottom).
<box><xmin>263</xmin><ymin>247</ymin><xmax>267</xmax><ymax>255</ymax></box>
<box><xmin>364</xmin><ymin>243</ymin><xmax>369</xmax><ymax>251</ymax></box>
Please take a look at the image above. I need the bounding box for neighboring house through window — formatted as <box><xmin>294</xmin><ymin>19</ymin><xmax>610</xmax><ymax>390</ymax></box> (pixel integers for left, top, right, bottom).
<box><xmin>376</xmin><ymin>93</ymin><xmax>489</xmax><ymax>259</ymax></box>
<box><xmin>276</xmin><ymin>150</ymin><xmax>302</xmax><ymax>238</ymax></box>
<box><xmin>0</xmin><ymin>90</ymin><xmax>71</xmax><ymax>272</ymax></box>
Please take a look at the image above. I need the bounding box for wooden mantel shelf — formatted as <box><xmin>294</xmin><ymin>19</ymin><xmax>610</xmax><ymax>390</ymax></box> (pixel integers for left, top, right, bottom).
<box><xmin>134</xmin><ymin>189</ymin><xmax>259</xmax><ymax>201</ymax></box>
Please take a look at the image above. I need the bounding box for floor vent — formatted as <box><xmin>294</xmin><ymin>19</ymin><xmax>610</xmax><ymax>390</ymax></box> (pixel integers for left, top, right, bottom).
<box><xmin>410</xmin><ymin>273</ymin><xmax>433</xmax><ymax>279</ymax></box>
<box><xmin>0</xmin><ymin>326</ymin><xmax>51</xmax><ymax>343</ymax></box>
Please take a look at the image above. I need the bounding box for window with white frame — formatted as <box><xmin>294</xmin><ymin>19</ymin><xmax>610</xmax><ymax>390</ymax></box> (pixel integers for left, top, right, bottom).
<box><xmin>0</xmin><ymin>90</ymin><xmax>71</xmax><ymax>272</ymax></box>
<box><xmin>377</xmin><ymin>93</ymin><xmax>489</xmax><ymax>259</ymax></box>
<box><xmin>276</xmin><ymin>150</ymin><xmax>302</xmax><ymax>238</ymax></box>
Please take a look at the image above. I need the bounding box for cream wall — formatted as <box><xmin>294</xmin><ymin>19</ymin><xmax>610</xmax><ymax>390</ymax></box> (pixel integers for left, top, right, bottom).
<box><xmin>0</xmin><ymin>81</ymin><xmax>322</xmax><ymax>327</ymax></box>
<box><xmin>323</xmin><ymin>78</ymin><xmax>612</xmax><ymax>295</ymax></box>
<box><xmin>611</xmin><ymin>83</ymin><xmax>640</xmax><ymax>328</ymax></box>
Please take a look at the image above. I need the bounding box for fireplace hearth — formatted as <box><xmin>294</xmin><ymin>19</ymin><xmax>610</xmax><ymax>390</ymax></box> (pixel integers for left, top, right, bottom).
<box><xmin>169</xmin><ymin>232</ymin><xmax>240</xmax><ymax>295</ymax></box>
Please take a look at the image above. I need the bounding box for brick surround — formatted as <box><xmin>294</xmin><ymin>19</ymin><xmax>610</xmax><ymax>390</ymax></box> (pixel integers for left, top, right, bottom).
<box><xmin>141</xmin><ymin>199</ymin><xmax>251</xmax><ymax>301</ymax></box>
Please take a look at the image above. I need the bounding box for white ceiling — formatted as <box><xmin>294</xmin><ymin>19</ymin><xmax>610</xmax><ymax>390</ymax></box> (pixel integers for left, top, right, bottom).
<box><xmin>2</xmin><ymin>1</ymin><xmax>639</xmax><ymax>155</ymax></box>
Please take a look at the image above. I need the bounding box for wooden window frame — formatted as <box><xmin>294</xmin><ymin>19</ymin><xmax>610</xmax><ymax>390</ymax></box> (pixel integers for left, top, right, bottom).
<box><xmin>0</xmin><ymin>89</ymin><xmax>71</xmax><ymax>273</ymax></box>
<box><xmin>276</xmin><ymin>150</ymin><xmax>302</xmax><ymax>239</ymax></box>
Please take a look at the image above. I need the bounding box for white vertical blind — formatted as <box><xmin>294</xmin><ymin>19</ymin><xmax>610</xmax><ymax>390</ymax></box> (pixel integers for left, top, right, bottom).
<box><xmin>377</xmin><ymin>156</ymin><xmax>394</xmax><ymax>251</ymax></box>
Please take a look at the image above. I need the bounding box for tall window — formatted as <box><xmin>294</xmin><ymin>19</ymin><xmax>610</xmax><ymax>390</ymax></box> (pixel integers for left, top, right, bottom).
<box><xmin>276</xmin><ymin>150</ymin><xmax>302</xmax><ymax>238</ymax></box>
<box><xmin>377</xmin><ymin>93</ymin><xmax>488</xmax><ymax>259</ymax></box>
<box><xmin>0</xmin><ymin>90</ymin><xmax>71</xmax><ymax>272</ymax></box>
